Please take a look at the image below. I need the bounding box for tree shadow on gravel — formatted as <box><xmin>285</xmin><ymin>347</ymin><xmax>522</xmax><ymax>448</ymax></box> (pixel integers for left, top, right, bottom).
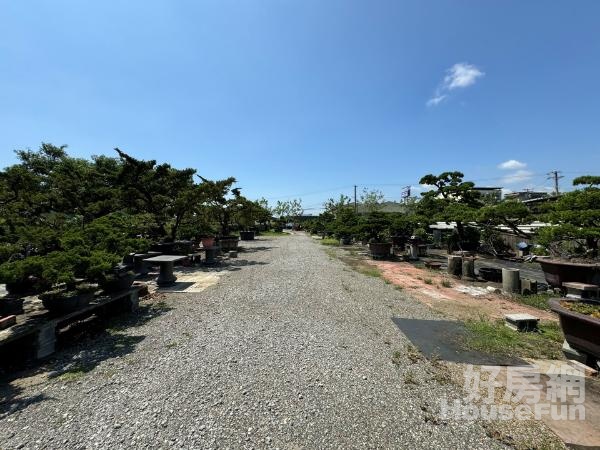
<box><xmin>0</xmin><ymin>297</ymin><xmax>172</xmax><ymax>419</ymax></box>
<box><xmin>237</xmin><ymin>246</ymin><xmax>274</xmax><ymax>253</ymax></box>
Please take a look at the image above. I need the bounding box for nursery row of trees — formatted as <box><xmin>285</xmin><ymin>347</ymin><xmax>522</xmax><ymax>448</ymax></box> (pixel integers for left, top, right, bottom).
<box><xmin>0</xmin><ymin>143</ymin><xmax>273</xmax><ymax>291</ymax></box>
<box><xmin>304</xmin><ymin>171</ymin><xmax>600</xmax><ymax>258</ymax></box>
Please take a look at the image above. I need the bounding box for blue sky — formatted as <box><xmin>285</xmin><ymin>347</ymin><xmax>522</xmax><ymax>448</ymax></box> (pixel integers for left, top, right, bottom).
<box><xmin>1</xmin><ymin>1</ymin><xmax>599</xmax><ymax>213</ymax></box>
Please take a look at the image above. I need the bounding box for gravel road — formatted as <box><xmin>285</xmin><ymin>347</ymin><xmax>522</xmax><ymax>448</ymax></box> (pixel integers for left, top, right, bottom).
<box><xmin>0</xmin><ymin>234</ymin><xmax>503</xmax><ymax>449</ymax></box>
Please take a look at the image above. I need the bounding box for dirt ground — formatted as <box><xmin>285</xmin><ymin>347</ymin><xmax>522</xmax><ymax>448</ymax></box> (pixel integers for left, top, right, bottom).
<box><xmin>355</xmin><ymin>253</ymin><xmax>557</xmax><ymax>322</ymax></box>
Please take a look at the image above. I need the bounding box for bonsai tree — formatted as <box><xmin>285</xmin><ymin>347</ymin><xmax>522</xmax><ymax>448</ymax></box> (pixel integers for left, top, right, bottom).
<box><xmin>235</xmin><ymin>197</ymin><xmax>268</xmax><ymax>231</ymax></box>
<box><xmin>476</xmin><ymin>200</ymin><xmax>533</xmax><ymax>256</ymax></box>
<box><xmin>536</xmin><ymin>176</ymin><xmax>600</xmax><ymax>258</ymax></box>
<box><xmin>331</xmin><ymin>207</ymin><xmax>359</xmax><ymax>240</ymax></box>
<box><xmin>418</xmin><ymin>171</ymin><xmax>483</xmax><ymax>252</ymax></box>
<box><xmin>115</xmin><ymin>149</ymin><xmax>203</xmax><ymax>241</ymax></box>
<box><xmin>356</xmin><ymin>212</ymin><xmax>392</xmax><ymax>243</ymax></box>
<box><xmin>196</xmin><ymin>176</ymin><xmax>240</xmax><ymax>237</ymax></box>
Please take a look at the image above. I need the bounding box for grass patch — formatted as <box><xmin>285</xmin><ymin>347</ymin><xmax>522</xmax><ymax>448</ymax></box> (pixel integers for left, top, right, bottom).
<box><xmin>423</xmin><ymin>278</ymin><xmax>433</xmax><ymax>285</ymax></box>
<box><xmin>260</xmin><ymin>230</ymin><xmax>289</xmax><ymax>237</ymax></box>
<box><xmin>320</xmin><ymin>238</ymin><xmax>340</xmax><ymax>246</ymax></box>
<box><xmin>392</xmin><ymin>350</ymin><xmax>403</xmax><ymax>366</ymax></box>
<box><xmin>57</xmin><ymin>365</ymin><xmax>93</xmax><ymax>382</ymax></box>
<box><xmin>440</xmin><ymin>279</ymin><xmax>452</xmax><ymax>288</ymax></box>
<box><xmin>462</xmin><ymin>319</ymin><xmax>563</xmax><ymax>359</ymax></box>
<box><xmin>511</xmin><ymin>292</ymin><xmax>554</xmax><ymax>311</ymax></box>
<box><xmin>356</xmin><ymin>266</ymin><xmax>382</xmax><ymax>278</ymax></box>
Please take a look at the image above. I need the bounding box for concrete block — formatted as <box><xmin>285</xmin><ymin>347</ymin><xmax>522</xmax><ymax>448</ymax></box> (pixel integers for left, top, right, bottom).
<box><xmin>505</xmin><ymin>313</ymin><xmax>539</xmax><ymax>332</ymax></box>
<box><xmin>521</xmin><ymin>278</ymin><xmax>538</xmax><ymax>295</ymax></box>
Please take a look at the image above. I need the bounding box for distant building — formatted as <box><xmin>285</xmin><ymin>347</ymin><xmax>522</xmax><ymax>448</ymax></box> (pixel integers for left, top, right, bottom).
<box><xmin>472</xmin><ymin>187</ymin><xmax>502</xmax><ymax>202</ymax></box>
<box><xmin>504</xmin><ymin>191</ymin><xmax>550</xmax><ymax>202</ymax></box>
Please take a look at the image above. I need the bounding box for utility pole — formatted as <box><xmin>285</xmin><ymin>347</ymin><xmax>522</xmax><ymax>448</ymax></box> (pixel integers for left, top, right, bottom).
<box><xmin>354</xmin><ymin>185</ymin><xmax>357</xmax><ymax>213</ymax></box>
<box><xmin>547</xmin><ymin>171</ymin><xmax>564</xmax><ymax>196</ymax></box>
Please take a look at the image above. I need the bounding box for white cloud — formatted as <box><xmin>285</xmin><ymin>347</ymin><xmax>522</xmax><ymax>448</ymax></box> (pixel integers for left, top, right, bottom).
<box><xmin>501</xmin><ymin>169</ymin><xmax>534</xmax><ymax>184</ymax></box>
<box><xmin>426</xmin><ymin>95</ymin><xmax>447</xmax><ymax>107</ymax></box>
<box><xmin>444</xmin><ymin>63</ymin><xmax>484</xmax><ymax>90</ymax></box>
<box><xmin>427</xmin><ymin>62</ymin><xmax>484</xmax><ymax>106</ymax></box>
<box><xmin>498</xmin><ymin>159</ymin><xmax>527</xmax><ymax>170</ymax></box>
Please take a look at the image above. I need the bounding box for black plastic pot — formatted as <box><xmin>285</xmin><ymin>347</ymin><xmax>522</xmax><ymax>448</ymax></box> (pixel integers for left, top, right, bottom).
<box><xmin>369</xmin><ymin>242</ymin><xmax>392</xmax><ymax>260</ymax></box>
<box><xmin>240</xmin><ymin>231</ymin><xmax>255</xmax><ymax>241</ymax></box>
<box><xmin>478</xmin><ymin>267</ymin><xmax>502</xmax><ymax>282</ymax></box>
<box><xmin>40</xmin><ymin>290</ymin><xmax>94</xmax><ymax>314</ymax></box>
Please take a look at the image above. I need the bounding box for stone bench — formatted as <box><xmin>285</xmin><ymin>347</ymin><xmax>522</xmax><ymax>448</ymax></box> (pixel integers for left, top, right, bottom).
<box><xmin>562</xmin><ymin>282</ymin><xmax>599</xmax><ymax>300</ymax></box>
<box><xmin>505</xmin><ymin>313</ymin><xmax>539</xmax><ymax>332</ymax></box>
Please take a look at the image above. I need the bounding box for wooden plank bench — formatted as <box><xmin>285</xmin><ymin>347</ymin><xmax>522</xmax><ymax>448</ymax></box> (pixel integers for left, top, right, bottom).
<box><xmin>0</xmin><ymin>287</ymin><xmax>141</xmax><ymax>360</ymax></box>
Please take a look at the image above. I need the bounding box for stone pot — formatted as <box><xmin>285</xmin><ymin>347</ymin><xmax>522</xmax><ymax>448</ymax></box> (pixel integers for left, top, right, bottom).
<box><xmin>150</xmin><ymin>242</ymin><xmax>176</xmax><ymax>254</ymax></box>
<box><xmin>100</xmin><ymin>272</ymin><xmax>136</xmax><ymax>294</ymax></box>
<box><xmin>240</xmin><ymin>231</ymin><xmax>255</xmax><ymax>241</ymax></box>
<box><xmin>539</xmin><ymin>259</ymin><xmax>600</xmax><ymax>288</ymax></box>
<box><xmin>0</xmin><ymin>297</ymin><xmax>25</xmax><ymax>315</ymax></box>
<box><xmin>478</xmin><ymin>267</ymin><xmax>502</xmax><ymax>283</ymax></box>
<box><xmin>391</xmin><ymin>235</ymin><xmax>406</xmax><ymax>248</ymax></box>
<box><xmin>369</xmin><ymin>242</ymin><xmax>392</xmax><ymax>260</ymax></box>
<box><xmin>40</xmin><ymin>290</ymin><xmax>95</xmax><ymax>314</ymax></box>
<box><xmin>549</xmin><ymin>298</ymin><xmax>600</xmax><ymax>362</ymax></box>
<box><xmin>218</xmin><ymin>236</ymin><xmax>239</xmax><ymax>252</ymax></box>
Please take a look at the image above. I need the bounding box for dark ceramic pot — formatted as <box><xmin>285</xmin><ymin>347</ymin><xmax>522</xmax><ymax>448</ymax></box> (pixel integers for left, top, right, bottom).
<box><xmin>40</xmin><ymin>290</ymin><xmax>94</xmax><ymax>314</ymax></box>
<box><xmin>240</xmin><ymin>231</ymin><xmax>255</xmax><ymax>241</ymax></box>
<box><xmin>369</xmin><ymin>242</ymin><xmax>392</xmax><ymax>260</ymax></box>
<box><xmin>0</xmin><ymin>297</ymin><xmax>25</xmax><ymax>315</ymax></box>
<box><xmin>218</xmin><ymin>237</ymin><xmax>239</xmax><ymax>252</ymax></box>
<box><xmin>549</xmin><ymin>298</ymin><xmax>600</xmax><ymax>361</ymax></box>
<box><xmin>478</xmin><ymin>267</ymin><xmax>502</xmax><ymax>283</ymax></box>
<box><xmin>100</xmin><ymin>272</ymin><xmax>135</xmax><ymax>293</ymax></box>
<box><xmin>539</xmin><ymin>259</ymin><xmax>600</xmax><ymax>288</ymax></box>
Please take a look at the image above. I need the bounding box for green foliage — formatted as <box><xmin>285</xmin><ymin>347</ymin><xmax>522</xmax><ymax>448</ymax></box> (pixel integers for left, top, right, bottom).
<box><xmin>359</xmin><ymin>189</ymin><xmax>384</xmax><ymax>213</ymax></box>
<box><xmin>537</xmin><ymin>179</ymin><xmax>600</xmax><ymax>257</ymax></box>
<box><xmin>273</xmin><ymin>199</ymin><xmax>303</xmax><ymax>224</ymax></box>
<box><xmin>0</xmin><ymin>142</ymin><xmax>257</xmax><ymax>292</ymax></box>
<box><xmin>418</xmin><ymin>171</ymin><xmax>483</xmax><ymax>251</ymax></box>
<box><xmin>355</xmin><ymin>212</ymin><xmax>392</xmax><ymax>243</ymax></box>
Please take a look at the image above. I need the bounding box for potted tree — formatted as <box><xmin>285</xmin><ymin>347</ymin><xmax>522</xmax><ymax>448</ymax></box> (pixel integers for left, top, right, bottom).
<box><xmin>357</xmin><ymin>212</ymin><xmax>393</xmax><ymax>259</ymax></box>
<box><xmin>0</xmin><ymin>256</ymin><xmax>49</xmax><ymax>297</ymax></box>
<box><xmin>549</xmin><ymin>298</ymin><xmax>600</xmax><ymax>364</ymax></box>
<box><xmin>536</xmin><ymin>176</ymin><xmax>600</xmax><ymax>287</ymax></box>
<box><xmin>37</xmin><ymin>251</ymin><xmax>97</xmax><ymax>314</ymax></box>
<box><xmin>85</xmin><ymin>251</ymin><xmax>134</xmax><ymax>294</ymax></box>
<box><xmin>237</xmin><ymin>198</ymin><xmax>260</xmax><ymax>241</ymax></box>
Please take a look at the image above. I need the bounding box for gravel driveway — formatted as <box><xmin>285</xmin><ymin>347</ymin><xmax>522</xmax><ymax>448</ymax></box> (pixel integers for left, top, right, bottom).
<box><xmin>0</xmin><ymin>234</ymin><xmax>503</xmax><ymax>449</ymax></box>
